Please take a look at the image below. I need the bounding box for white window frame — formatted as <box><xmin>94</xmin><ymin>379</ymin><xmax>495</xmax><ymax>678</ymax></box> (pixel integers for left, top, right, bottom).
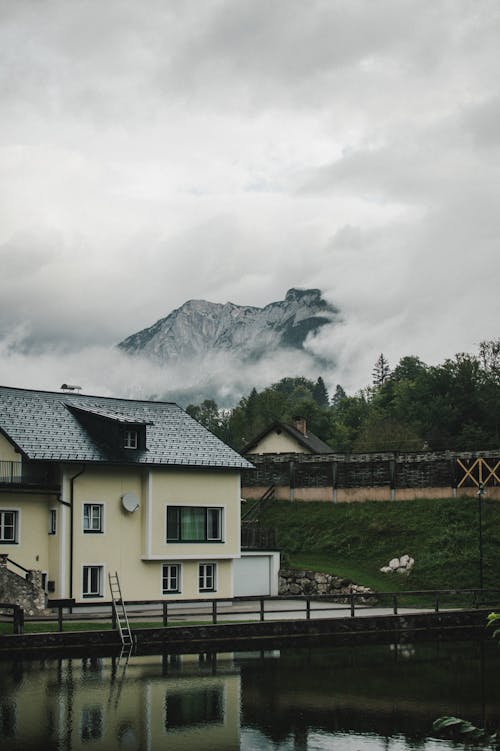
<box><xmin>162</xmin><ymin>563</ymin><xmax>181</xmax><ymax>594</ymax></box>
<box><xmin>0</xmin><ymin>509</ymin><xmax>19</xmax><ymax>544</ymax></box>
<box><xmin>124</xmin><ymin>429</ymin><xmax>138</xmax><ymax>449</ymax></box>
<box><xmin>82</xmin><ymin>564</ymin><xmax>104</xmax><ymax>598</ymax></box>
<box><xmin>206</xmin><ymin>508</ymin><xmax>222</xmax><ymax>541</ymax></box>
<box><xmin>199</xmin><ymin>562</ymin><xmax>216</xmax><ymax>593</ymax></box>
<box><xmin>83</xmin><ymin>503</ymin><xmax>104</xmax><ymax>534</ymax></box>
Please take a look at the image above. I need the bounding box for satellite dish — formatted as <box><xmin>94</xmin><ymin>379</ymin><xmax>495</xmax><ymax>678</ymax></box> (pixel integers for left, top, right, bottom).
<box><xmin>121</xmin><ymin>492</ymin><xmax>140</xmax><ymax>513</ymax></box>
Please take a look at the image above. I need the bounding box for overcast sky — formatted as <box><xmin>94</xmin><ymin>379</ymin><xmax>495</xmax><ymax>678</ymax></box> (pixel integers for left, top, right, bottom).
<box><xmin>0</xmin><ymin>0</ymin><xmax>499</xmax><ymax>399</ymax></box>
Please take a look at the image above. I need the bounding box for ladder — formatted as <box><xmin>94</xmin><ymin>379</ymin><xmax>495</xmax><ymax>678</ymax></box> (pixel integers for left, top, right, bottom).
<box><xmin>108</xmin><ymin>572</ymin><xmax>133</xmax><ymax>648</ymax></box>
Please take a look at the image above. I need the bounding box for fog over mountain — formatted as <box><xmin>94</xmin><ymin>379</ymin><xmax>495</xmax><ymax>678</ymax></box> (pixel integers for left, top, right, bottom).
<box><xmin>119</xmin><ymin>288</ymin><xmax>339</xmax><ymax>364</ymax></box>
<box><xmin>0</xmin><ymin>289</ymin><xmax>343</xmax><ymax>407</ymax></box>
<box><xmin>0</xmin><ymin>2</ymin><xmax>498</xmax><ymax>401</ymax></box>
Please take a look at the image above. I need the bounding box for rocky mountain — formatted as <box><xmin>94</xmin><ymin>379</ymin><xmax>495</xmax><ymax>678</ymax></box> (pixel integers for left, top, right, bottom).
<box><xmin>118</xmin><ymin>288</ymin><xmax>340</xmax><ymax>363</ymax></box>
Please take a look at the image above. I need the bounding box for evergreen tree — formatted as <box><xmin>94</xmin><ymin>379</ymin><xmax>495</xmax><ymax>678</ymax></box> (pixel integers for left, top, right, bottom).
<box><xmin>372</xmin><ymin>353</ymin><xmax>391</xmax><ymax>388</ymax></box>
<box><xmin>331</xmin><ymin>384</ymin><xmax>347</xmax><ymax>407</ymax></box>
<box><xmin>312</xmin><ymin>377</ymin><xmax>329</xmax><ymax>407</ymax></box>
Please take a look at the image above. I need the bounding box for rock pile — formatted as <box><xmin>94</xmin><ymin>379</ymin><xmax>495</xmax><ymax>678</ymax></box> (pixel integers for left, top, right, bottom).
<box><xmin>279</xmin><ymin>568</ymin><xmax>374</xmax><ymax>602</ymax></box>
<box><xmin>380</xmin><ymin>554</ymin><xmax>415</xmax><ymax>575</ymax></box>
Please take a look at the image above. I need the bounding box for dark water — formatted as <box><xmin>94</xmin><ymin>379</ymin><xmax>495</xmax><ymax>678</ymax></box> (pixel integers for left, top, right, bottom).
<box><xmin>0</xmin><ymin>639</ymin><xmax>498</xmax><ymax>750</ymax></box>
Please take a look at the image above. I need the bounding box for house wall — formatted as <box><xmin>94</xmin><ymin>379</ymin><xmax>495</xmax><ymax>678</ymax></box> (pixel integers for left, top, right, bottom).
<box><xmin>0</xmin><ymin>432</ymin><xmax>19</xmax><ymax>462</ymax></box>
<box><xmin>149</xmin><ymin>470</ymin><xmax>241</xmax><ymax>558</ymax></box>
<box><xmin>0</xmin><ymin>494</ymin><xmax>53</xmax><ymax>570</ymax></box>
<box><xmin>69</xmin><ymin>466</ymin><xmax>241</xmax><ymax>603</ymax></box>
<box><xmin>248</xmin><ymin>431</ymin><xmax>312</xmax><ymax>455</ymax></box>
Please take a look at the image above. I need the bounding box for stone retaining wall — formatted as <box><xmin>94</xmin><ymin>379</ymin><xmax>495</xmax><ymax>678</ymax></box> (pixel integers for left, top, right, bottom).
<box><xmin>279</xmin><ymin>567</ymin><xmax>374</xmax><ymax>601</ymax></box>
<box><xmin>0</xmin><ymin>556</ymin><xmax>46</xmax><ymax>614</ymax></box>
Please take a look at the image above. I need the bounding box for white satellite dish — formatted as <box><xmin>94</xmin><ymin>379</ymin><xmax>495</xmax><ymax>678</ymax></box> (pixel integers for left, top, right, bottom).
<box><xmin>121</xmin><ymin>492</ymin><xmax>140</xmax><ymax>513</ymax></box>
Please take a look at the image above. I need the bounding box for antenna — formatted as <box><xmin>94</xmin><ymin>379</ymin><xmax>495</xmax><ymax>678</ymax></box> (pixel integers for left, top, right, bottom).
<box><xmin>60</xmin><ymin>384</ymin><xmax>82</xmax><ymax>392</ymax></box>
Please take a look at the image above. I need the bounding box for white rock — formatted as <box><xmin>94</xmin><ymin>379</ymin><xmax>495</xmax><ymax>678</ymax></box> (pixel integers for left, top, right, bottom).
<box><xmin>400</xmin><ymin>554</ymin><xmax>410</xmax><ymax>567</ymax></box>
<box><xmin>389</xmin><ymin>558</ymin><xmax>400</xmax><ymax>570</ymax></box>
<box><xmin>380</xmin><ymin>566</ymin><xmax>393</xmax><ymax>573</ymax></box>
<box><xmin>407</xmin><ymin>557</ymin><xmax>415</xmax><ymax>569</ymax></box>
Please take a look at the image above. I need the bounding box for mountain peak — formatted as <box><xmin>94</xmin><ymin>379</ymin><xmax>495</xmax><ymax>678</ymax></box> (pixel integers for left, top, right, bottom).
<box><xmin>118</xmin><ymin>288</ymin><xmax>340</xmax><ymax>363</ymax></box>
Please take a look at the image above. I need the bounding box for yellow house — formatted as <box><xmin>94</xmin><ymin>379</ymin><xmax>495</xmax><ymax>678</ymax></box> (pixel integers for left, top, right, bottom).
<box><xmin>243</xmin><ymin>417</ymin><xmax>333</xmax><ymax>455</ymax></box>
<box><xmin>0</xmin><ymin>386</ymin><xmax>253</xmax><ymax>604</ymax></box>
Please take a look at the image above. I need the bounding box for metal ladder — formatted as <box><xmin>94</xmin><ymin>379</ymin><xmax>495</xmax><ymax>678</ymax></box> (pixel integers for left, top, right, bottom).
<box><xmin>108</xmin><ymin>572</ymin><xmax>133</xmax><ymax>648</ymax></box>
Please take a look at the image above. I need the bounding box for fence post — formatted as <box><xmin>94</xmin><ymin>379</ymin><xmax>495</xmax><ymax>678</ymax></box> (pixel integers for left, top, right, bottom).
<box><xmin>58</xmin><ymin>605</ymin><xmax>64</xmax><ymax>632</ymax></box>
<box><xmin>306</xmin><ymin>598</ymin><xmax>311</xmax><ymax>620</ymax></box>
<box><xmin>393</xmin><ymin>595</ymin><xmax>398</xmax><ymax>615</ymax></box>
<box><xmin>13</xmin><ymin>605</ymin><xmax>24</xmax><ymax>634</ymax></box>
<box><xmin>163</xmin><ymin>602</ymin><xmax>168</xmax><ymax>627</ymax></box>
<box><xmin>260</xmin><ymin>598</ymin><xmax>265</xmax><ymax>622</ymax></box>
<box><xmin>435</xmin><ymin>593</ymin><xmax>440</xmax><ymax>613</ymax></box>
<box><xmin>350</xmin><ymin>592</ymin><xmax>355</xmax><ymax>618</ymax></box>
<box><xmin>212</xmin><ymin>600</ymin><xmax>217</xmax><ymax>624</ymax></box>
<box><xmin>111</xmin><ymin>604</ymin><xmax>117</xmax><ymax>630</ymax></box>
<box><xmin>12</xmin><ymin>606</ymin><xmax>17</xmax><ymax>634</ymax></box>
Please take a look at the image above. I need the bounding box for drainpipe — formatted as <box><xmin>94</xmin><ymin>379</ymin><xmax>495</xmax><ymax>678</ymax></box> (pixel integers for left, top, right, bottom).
<box><xmin>69</xmin><ymin>466</ymin><xmax>85</xmax><ymax>600</ymax></box>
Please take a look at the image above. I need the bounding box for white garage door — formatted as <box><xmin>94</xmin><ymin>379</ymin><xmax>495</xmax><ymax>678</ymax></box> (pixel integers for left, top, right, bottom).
<box><xmin>233</xmin><ymin>555</ymin><xmax>271</xmax><ymax>597</ymax></box>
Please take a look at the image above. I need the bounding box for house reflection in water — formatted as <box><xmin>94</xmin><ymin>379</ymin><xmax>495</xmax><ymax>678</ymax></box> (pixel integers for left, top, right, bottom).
<box><xmin>0</xmin><ymin>652</ymin><xmax>241</xmax><ymax>751</ymax></box>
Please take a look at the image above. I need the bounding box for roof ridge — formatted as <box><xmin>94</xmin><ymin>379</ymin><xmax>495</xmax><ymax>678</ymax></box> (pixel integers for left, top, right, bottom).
<box><xmin>0</xmin><ymin>384</ymin><xmax>177</xmax><ymax>406</ymax></box>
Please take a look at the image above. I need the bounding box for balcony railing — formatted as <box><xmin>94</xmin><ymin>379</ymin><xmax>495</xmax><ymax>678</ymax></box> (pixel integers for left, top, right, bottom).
<box><xmin>0</xmin><ymin>461</ymin><xmax>59</xmax><ymax>488</ymax></box>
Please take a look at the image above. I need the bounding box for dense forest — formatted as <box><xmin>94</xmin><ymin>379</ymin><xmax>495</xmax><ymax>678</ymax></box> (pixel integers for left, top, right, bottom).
<box><xmin>186</xmin><ymin>339</ymin><xmax>500</xmax><ymax>453</ymax></box>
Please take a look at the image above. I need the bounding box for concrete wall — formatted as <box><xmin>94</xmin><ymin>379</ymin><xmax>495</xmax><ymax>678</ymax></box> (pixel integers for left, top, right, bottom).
<box><xmin>243</xmin><ymin>484</ymin><xmax>500</xmax><ymax>502</ymax></box>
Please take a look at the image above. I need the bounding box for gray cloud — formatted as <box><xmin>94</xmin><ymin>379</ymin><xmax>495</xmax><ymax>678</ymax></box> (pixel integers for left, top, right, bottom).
<box><xmin>0</xmin><ymin>0</ymin><xmax>499</xmax><ymax>397</ymax></box>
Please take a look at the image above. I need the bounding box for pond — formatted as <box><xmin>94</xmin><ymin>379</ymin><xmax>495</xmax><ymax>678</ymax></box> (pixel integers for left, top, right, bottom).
<box><xmin>0</xmin><ymin>638</ymin><xmax>498</xmax><ymax>750</ymax></box>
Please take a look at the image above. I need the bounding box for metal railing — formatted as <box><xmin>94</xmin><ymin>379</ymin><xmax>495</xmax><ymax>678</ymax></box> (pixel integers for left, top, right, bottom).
<box><xmin>0</xmin><ymin>460</ymin><xmax>58</xmax><ymax>487</ymax></box>
<box><xmin>2</xmin><ymin>588</ymin><xmax>499</xmax><ymax>636</ymax></box>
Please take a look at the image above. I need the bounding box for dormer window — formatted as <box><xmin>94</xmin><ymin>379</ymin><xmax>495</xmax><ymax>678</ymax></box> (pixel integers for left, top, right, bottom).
<box><xmin>124</xmin><ymin>429</ymin><xmax>138</xmax><ymax>449</ymax></box>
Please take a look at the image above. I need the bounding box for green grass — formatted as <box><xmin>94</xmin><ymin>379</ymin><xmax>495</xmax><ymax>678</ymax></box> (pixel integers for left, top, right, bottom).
<box><xmin>261</xmin><ymin>497</ymin><xmax>500</xmax><ymax>596</ymax></box>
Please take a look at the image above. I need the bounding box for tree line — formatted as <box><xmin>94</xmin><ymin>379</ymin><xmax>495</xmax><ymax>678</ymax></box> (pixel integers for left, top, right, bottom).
<box><xmin>186</xmin><ymin>339</ymin><xmax>500</xmax><ymax>453</ymax></box>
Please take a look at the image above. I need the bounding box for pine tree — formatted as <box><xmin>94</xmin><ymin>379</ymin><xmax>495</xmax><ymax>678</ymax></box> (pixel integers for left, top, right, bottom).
<box><xmin>331</xmin><ymin>384</ymin><xmax>347</xmax><ymax>407</ymax></box>
<box><xmin>312</xmin><ymin>377</ymin><xmax>329</xmax><ymax>407</ymax></box>
<box><xmin>372</xmin><ymin>353</ymin><xmax>391</xmax><ymax>388</ymax></box>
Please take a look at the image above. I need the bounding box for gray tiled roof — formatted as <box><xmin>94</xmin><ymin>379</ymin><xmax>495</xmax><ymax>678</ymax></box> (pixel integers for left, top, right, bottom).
<box><xmin>68</xmin><ymin>404</ymin><xmax>153</xmax><ymax>425</ymax></box>
<box><xmin>0</xmin><ymin>386</ymin><xmax>252</xmax><ymax>470</ymax></box>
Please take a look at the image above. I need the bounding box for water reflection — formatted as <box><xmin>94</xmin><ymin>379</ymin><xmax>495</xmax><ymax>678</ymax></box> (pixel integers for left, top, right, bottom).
<box><xmin>0</xmin><ymin>639</ymin><xmax>497</xmax><ymax>750</ymax></box>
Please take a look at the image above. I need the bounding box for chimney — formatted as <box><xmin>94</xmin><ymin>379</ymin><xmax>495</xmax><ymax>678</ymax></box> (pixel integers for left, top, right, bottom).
<box><xmin>293</xmin><ymin>416</ymin><xmax>307</xmax><ymax>435</ymax></box>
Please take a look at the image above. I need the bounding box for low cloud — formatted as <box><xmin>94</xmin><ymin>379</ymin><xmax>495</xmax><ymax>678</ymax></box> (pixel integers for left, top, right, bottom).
<box><xmin>0</xmin><ymin>1</ymin><xmax>499</xmax><ymax>398</ymax></box>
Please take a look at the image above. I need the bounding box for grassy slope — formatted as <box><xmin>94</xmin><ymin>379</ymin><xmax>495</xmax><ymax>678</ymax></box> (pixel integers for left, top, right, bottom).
<box><xmin>259</xmin><ymin>497</ymin><xmax>500</xmax><ymax>592</ymax></box>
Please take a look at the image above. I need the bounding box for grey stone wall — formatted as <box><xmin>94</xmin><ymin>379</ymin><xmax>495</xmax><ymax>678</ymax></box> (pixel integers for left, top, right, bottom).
<box><xmin>0</xmin><ymin>555</ymin><xmax>46</xmax><ymax>614</ymax></box>
<box><xmin>279</xmin><ymin>567</ymin><xmax>374</xmax><ymax>601</ymax></box>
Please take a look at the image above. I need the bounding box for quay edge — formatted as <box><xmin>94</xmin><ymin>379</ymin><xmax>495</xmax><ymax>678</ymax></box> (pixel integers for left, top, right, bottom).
<box><xmin>0</xmin><ymin>609</ymin><xmax>492</xmax><ymax>657</ymax></box>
